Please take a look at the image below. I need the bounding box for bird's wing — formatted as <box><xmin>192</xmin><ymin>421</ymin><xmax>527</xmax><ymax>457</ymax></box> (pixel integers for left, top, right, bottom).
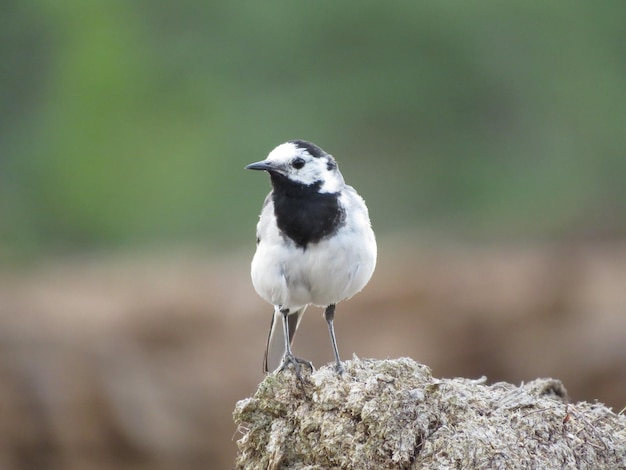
<box><xmin>261</xmin><ymin>191</ymin><xmax>272</xmax><ymax>210</ymax></box>
<box><xmin>255</xmin><ymin>191</ymin><xmax>273</xmax><ymax>245</ymax></box>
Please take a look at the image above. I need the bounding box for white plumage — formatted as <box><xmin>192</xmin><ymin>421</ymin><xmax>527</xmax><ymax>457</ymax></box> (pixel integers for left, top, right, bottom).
<box><xmin>251</xmin><ymin>189</ymin><xmax>376</xmax><ymax>309</ymax></box>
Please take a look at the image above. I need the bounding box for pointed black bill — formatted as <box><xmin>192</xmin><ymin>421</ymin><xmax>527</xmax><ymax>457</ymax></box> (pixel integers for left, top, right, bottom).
<box><xmin>245</xmin><ymin>160</ymin><xmax>275</xmax><ymax>171</ymax></box>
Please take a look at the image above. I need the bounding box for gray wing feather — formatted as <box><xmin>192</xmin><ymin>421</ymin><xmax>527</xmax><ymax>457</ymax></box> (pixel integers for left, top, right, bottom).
<box><xmin>256</xmin><ymin>191</ymin><xmax>273</xmax><ymax>245</ymax></box>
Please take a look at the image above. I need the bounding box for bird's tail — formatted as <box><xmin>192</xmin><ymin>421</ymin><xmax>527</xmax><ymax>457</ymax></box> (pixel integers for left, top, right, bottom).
<box><xmin>263</xmin><ymin>305</ymin><xmax>307</xmax><ymax>373</ymax></box>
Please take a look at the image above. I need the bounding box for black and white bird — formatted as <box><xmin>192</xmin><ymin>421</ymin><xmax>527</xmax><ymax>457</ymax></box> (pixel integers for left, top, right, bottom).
<box><xmin>246</xmin><ymin>139</ymin><xmax>377</xmax><ymax>374</ymax></box>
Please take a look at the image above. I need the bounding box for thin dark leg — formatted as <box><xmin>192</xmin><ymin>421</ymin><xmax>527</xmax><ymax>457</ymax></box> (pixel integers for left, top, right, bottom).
<box><xmin>324</xmin><ymin>304</ymin><xmax>344</xmax><ymax>374</ymax></box>
<box><xmin>277</xmin><ymin>307</ymin><xmax>313</xmax><ymax>376</ymax></box>
<box><xmin>281</xmin><ymin>308</ymin><xmax>294</xmax><ymax>358</ymax></box>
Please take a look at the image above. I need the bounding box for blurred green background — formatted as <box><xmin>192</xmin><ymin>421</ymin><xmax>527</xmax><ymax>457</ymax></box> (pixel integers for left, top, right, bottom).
<box><xmin>2</xmin><ymin>3</ymin><xmax>626</xmax><ymax>468</ymax></box>
<box><xmin>2</xmin><ymin>1</ymin><xmax>625</xmax><ymax>262</ymax></box>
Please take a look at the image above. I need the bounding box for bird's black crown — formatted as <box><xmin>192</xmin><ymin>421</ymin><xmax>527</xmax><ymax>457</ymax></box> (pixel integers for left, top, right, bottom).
<box><xmin>288</xmin><ymin>139</ymin><xmax>327</xmax><ymax>159</ymax></box>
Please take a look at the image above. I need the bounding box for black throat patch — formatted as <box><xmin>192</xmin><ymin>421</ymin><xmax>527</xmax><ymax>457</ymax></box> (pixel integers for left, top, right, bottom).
<box><xmin>270</xmin><ymin>172</ymin><xmax>346</xmax><ymax>249</ymax></box>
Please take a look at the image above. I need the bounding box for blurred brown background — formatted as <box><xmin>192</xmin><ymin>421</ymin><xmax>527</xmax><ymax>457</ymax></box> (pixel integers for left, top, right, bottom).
<box><xmin>2</xmin><ymin>2</ymin><xmax>626</xmax><ymax>469</ymax></box>
<box><xmin>1</xmin><ymin>241</ymin><xmax>625</xmax><ymax>469</ymax></box>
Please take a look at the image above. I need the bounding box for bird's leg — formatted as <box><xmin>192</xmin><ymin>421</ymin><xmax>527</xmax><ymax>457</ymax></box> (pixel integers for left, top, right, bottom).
<box><xmin>324</xmin><ymin>304</ymin><xmax>344</xmax><ymax>374</ymax></box>
<box><xmin>277</xmin><ymin>307</ymin><xmax>313</xmax><ymax>376</ymax></box>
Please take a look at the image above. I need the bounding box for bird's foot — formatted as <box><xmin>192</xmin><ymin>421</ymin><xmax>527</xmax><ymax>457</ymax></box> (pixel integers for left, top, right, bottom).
<box><xmin>277</xmin><ymin>353</ymin><xmax>314</xmax><ymax>378</ymax></box>
<box><xmin>334</xmin><ymin>360</ymin><xmax>345</xmax><ymax>375</ymax></box>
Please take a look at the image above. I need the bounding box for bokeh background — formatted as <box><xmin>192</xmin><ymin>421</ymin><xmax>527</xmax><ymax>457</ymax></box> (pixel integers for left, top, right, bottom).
<box><xmin>1</xmin><ymin>1</ymin><xmax>625</xmax><ymax>468</ymax></box>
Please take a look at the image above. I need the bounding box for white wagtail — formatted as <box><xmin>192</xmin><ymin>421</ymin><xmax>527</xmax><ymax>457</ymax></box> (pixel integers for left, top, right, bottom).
<box><xmin>246</xmin><ymin>139</ymin><xmax>377</xmax><ymax>374</ymax></box>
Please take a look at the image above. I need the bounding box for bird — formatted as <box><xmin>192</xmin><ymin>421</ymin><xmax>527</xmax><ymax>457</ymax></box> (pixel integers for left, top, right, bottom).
<box><xmin>245</xmin><ymin>139</ymin><xmax>377</xmax><ymax>374</ymax></box>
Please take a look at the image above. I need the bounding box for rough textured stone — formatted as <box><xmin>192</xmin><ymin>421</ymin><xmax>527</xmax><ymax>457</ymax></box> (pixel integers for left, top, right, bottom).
<box><xmin>234</xmin><ymin>357</ymin><xmax>626</xmax><ymax>469</ymax></box>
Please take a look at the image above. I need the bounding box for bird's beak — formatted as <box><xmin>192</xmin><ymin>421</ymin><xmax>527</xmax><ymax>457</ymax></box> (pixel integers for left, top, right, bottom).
<box><xmin>245</xmin><ymin>160</ymin><xmax>276</xmax><ymax>171</ymax></box>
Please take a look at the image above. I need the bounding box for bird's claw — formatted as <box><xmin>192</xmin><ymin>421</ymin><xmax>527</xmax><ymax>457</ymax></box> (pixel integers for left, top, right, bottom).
<box><xmin>277</xmin><ymin>353</ymin><xmax>314</xmax><ymax>377</ymax></box>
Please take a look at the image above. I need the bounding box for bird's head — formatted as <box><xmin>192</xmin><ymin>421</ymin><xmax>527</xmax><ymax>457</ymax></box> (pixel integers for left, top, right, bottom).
<box><xmin>246</xmin><ymin>140</ymin><xmax>344</xmax><ymax>193</ymax></box>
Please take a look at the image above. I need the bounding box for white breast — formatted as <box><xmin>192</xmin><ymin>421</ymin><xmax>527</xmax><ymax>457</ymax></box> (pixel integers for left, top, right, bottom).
<box><xmin>251</xmin><ymin>188</ymin><xmax>376</xmax><ymax>310</ymax></box>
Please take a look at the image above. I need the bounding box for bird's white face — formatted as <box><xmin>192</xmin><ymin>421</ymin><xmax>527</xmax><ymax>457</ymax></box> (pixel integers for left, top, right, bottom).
<box><xmin>263</xmin><ymin>141</ymin><xmax>345</xmax><ymax>193</ymax></box>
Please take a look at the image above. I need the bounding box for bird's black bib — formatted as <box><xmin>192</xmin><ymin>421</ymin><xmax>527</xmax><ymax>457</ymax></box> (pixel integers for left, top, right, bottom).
<box><xmin>270</xmin><ymin>173</ymin><xmax>345</xmax><ymax>249</ymax></box>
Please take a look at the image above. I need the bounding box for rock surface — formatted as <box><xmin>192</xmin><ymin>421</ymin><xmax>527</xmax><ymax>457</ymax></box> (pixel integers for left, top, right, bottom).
<box><xmin>234</xmin><ymin>357</ymin><xmax>626</xmax><ymax>469</ymax></box>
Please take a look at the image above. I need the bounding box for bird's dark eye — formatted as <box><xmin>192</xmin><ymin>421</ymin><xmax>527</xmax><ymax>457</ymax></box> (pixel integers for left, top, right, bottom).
<box><xmin>291</xmin><ymin>157</ymin><xmax>305</xmax><ymax>169</ymax></box>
